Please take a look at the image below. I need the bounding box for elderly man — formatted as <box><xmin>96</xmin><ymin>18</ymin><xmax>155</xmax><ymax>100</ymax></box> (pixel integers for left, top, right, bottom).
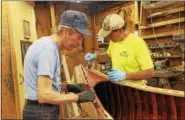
<box><xmin>85</xmin><ymin>14</ymin><xmax>155</xmax><ymax>85</ymax></box>
<box><xmin>23</xmin><ymin>10</ymin><xmax>95</xmax><ymax>120</ymax></box>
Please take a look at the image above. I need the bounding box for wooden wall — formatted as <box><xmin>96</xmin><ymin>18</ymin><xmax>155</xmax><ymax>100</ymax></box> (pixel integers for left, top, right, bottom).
<box><xmin>2</xmin><ymin>2</ymin><xmax>19</xmax><ymax>119</ymax></box>
<box><xmin>34</xmin><ymin>2</ymin><xmax>52</xmax><ymax>38</ymax></box>
<box><xmin>2</xmin><ymin>1</ymin><xmax>37</xmax><ymax>119</ymax></box>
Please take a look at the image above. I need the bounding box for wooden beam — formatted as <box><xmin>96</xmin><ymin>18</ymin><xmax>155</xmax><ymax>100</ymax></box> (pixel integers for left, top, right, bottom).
<box><xmin>143</xmin><ymin>1</ymin><xmax>177</xmax><ymax>10</ymax></box>
<box><xmin>61</xmin><ymin>55</ymin><xmax>71</xmax><ymax>82</ymax></box>
<box><xmin>139</xmin><ymin>17</ymin><xmax>185</xmax><ymax>30</ymax></box>
<box><xmin>134</xmin><ymin>1</ymin><xmax>139</xmax><ymax>24</ymax></box>
<box><xmin>142</xmin><ymin>29</ymin><xmax>184</xmax><ymax>39</ymax></box>
<box><xmin>49</xmin><ymin>1</ymin><xmax>56</xmax><ymax>33</ymax></box>
<box><xmin>147</xmin><ymin>7</ymin><xmax>185</xmax><ymax>18</ymax></box>
<box><xmin>152</xmin><ymin>56</ymin><xmax>182</xmax><ymax>59</ymax></box>
<box><xmin>139</xmin><ymin>1</ymin><xmax>143</xmax><ymax>25</ymax></box>
<box><xmin>141</xmin><ymin>30</ymin><xmax>184</xmax><ymax>39</ymax></box>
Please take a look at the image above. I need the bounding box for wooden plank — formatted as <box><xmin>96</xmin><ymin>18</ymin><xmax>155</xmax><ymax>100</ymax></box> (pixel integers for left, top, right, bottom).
<box><xmin>61</xmin><ymin>55</ymin><xmax>71</xmax><ymax>82</ymax></box>
<box><xmin>142</xmin><ymin>29</ymin><xmax>184</xmax><ymax>39</ymax></box>
<box><xmin>139</xmin><ymin>17</ymin><xmax>185</xmax><ymax>30</ymax></box>
<box><xmin>143</xmin><ymin>1</ymin><xmax>177</xmax><ymax>10</ymax></box>
<box><xmin>2</xmin><ymin>2</ymin><xmax>21</xmax><ymax>119</ymax></box>
<box><xmin>88</xmin><ymin>68</ymin><xmax>184</xmax><ymax>98</ymax></box>
<box><xmin>139</xmin><ymin>1</ymin><xmax>143</xmax><ymax>25</ymax></box>
<box><xmin>134</xmin><ymin>1</ymin><xmax>139</xmax><ymax>24</ymax></box>
<box><xmin>103</xmin><ymin>109</ymin><xmax>113</xmax><ymax>119</ymax></box>
<box><xmin>147</xmin><ymin>7</ymin><xmax>185</xmax><ymax>18</ymax></box>
<box><xmin>49</xmin><ymin>1</ymin><xmax>56</xmax><ymax>32</ymax></box>
<box><xmin>152</xmin><ymin>56</ymin><xmax>182</xmax><ymax>59</ymax></box>
<box><xmin>80</xmin><ymin>102</ymin><xmax>99</xmax><ymax>119</ymax></box>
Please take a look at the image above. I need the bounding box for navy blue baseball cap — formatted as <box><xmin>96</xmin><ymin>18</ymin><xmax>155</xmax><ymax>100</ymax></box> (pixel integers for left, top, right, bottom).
<box><xmin>60</xmin><ymin>10</ymin><xmax>91</xmax><ymax>36</ymax></box>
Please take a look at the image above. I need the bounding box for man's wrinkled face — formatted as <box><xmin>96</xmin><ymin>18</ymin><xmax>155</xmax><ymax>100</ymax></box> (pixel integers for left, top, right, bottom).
<box><xmin>63</xmin><ymin>29</ymin><xmax>83</xmax><ymax>50</ymax></box>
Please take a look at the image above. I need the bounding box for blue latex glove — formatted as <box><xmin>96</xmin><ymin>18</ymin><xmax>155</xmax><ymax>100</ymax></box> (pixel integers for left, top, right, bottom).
<box><xmin>108</xmin><ymin>69</ymin><xmax>126</xmax><ymax>82</ymax></box>
<box><xmin>84</xmin><ymin>53</ymin><xmax>96</xmax><ymax>61</ymax></box>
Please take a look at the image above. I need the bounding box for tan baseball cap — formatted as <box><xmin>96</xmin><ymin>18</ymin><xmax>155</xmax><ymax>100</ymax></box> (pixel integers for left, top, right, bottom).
<box><xmin>98</xmin><ymin>14</ymin><xmax>125</xmax><ymax>38</ymax></box>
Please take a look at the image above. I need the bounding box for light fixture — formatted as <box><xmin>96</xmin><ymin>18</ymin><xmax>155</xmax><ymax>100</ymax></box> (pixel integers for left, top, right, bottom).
<box><xmin>76</xmin><ymin>1</ymin><xmax>81</xmax><ymax>3</ymax></box>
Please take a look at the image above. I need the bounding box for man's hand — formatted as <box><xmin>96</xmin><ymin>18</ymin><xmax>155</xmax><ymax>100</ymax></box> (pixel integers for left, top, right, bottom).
<box><xmin>77</xmin><ymin>90</ymin><xmax>95</xmax><ymax>103</ymax></box>
<box><xmin>61</xmin><ymin>83</ymin><xmax>92</xmax><ymax>93</ymax></box>
<box><xmin>77</xmin><ymin>83</ymin><xmax>92</xmax><ymax>91</ymax></box>
<box><xmin>108</xmin><ymin>69</ymin><xmax>126</xmax><ymax>82</ymax></box>
<box><xmin>84</xmin><ymin>53</ymin><xmax>96</xmax><ymax>61</ymax></box>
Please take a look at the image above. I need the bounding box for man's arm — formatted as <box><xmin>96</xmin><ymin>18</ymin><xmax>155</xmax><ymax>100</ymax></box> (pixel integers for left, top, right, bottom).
<box><xmin>38</xmin><ymin>75</ymin><xmax>79</xmax><ymax>104</ymax></box>
<box><xmin>126</xmin><ymin>68</ymin><xmax>155</xmax><ymax>80</ymax></box>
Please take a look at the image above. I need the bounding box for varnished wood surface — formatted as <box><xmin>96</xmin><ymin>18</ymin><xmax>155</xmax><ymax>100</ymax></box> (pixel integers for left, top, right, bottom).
<box><xmin>85</xmin><ymin>67</ymin><xmax>185</xmax><ymax>120</ymax></box>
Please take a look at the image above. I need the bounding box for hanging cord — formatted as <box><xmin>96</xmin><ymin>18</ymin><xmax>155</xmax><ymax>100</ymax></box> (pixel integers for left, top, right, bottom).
<box><xmin>149</xmin><ymin>7</ymin><xmax>181</xmax><ymax>59</ymax></box>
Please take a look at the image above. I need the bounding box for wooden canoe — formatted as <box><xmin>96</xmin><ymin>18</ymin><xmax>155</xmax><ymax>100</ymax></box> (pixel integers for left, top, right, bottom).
<box><xmin>79</xmin><ymin>65</ymin><xmax>184</xmax><ymax>120</ymax></box>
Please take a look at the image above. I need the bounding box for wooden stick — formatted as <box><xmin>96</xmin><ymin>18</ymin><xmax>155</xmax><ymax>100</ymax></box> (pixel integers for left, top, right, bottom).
<box><xmin>142</xmin><ymin>29</ymin><xmax>184</xmax><ymax>39</ymax></box>
<box><xmin>147</xmin><ymin>6</ymin><xmax>184</xmax><ymax>18</ymax></box>
<box><xmin>143</xmin><ymin>1</ymin><xmax>177</xmax><ymax>10</ymax></box>
<box><xmin>49</xmin><ymin>1</ymin><xmax>56</xmax><ymax>33</ymax></box>
<box><xmin>139</xmin><ymin>17</ymin><xmax>184</xmax><ymax>30</ymax></box>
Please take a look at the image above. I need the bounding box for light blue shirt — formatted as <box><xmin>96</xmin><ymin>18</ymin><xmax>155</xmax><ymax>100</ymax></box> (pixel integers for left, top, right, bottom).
<box><xmin>24</xmin><ymin>36</ymin><xmax>61</xmax><ymax>100</ymax></box>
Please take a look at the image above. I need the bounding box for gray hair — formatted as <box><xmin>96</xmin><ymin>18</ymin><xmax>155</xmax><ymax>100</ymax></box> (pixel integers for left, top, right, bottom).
<box><xmin>55</xmin><ymin>25</ymin><xmax>76</xmax><ymax>35</ymax></box>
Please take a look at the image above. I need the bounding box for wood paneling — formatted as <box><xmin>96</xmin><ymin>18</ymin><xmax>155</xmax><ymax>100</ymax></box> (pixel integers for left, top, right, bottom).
<box><xmin>34</xmin><ymin>2</ymin><xmax>52</xmax><ymax>38</ymax></box>
<box><xmin>2</xmin><ymin>1</ymin><xmax>20</xmax><ymax>119</ymax></box>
